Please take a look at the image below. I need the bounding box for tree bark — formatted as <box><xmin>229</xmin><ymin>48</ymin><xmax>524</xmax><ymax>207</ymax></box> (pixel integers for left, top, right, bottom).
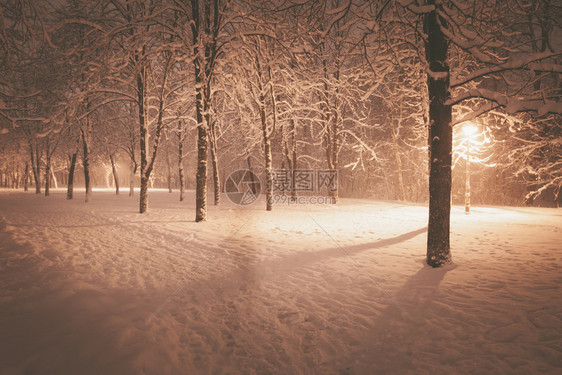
<box><xmin>209</xmin><ymin>120</ymin><xmax>220</xmax><ymax>205</ymax></box>
<box><xmin>391</xmin><ymin>119</ymin><xmax>406</xmax><ymax>201</ymax></box>
<box><xmin>195</xmin><ymin>121</ymin><xmax>208</xmax><ymax>221</ymax></box>
<box><xmin>178</xmin><ymin>132</ymin><xmax>185</xmax><ymax>202</ymax></box>
<box><xmin>247</xmin><ymin>155</ymin><xmax>257</xmax><ymax>195</ymax></box>
<box><xmin>35</xmin><ymin>148</ymin><xmax>42</xmax><ymax>194</ymax></box>
<box><xmin>425</xmin><ymin>1</ymin><xmax>453</xmax><ymax>267</ymax></box>
<box><xmin>129</xmin><ymin>160</ymin><xmax>137</xmax><ymax>197</ymax></box>
<box><xmin>67</xmin><ymin>152</ymin><xmax>77</xmax><ymax>199</ymax></box>
<box><xmin>44</xmin><ymin>154</ymin><xmax>51</xmax><ymax>196</ymax></box>
<box><xmin>321</xmin><ymin>52</ymin><xmax>339</xmax><ymax>204</ymax></box>
<box><xmin>261</xmin><ymin>112</ymin><xmax>273</xmax><ymax>211</ymax></box>
<box><xmin>137</xmin><ymin>50</ymin><xmax>170</xmax><ymax>212</ymax></box>
<box><xmin>288</xmin><ymin>119</ymin><xmax>297</xmax><ymax>201</ymax></box>
<box><xmin>255</xmin><ymin>52</ymin><xmax>274</xmax><ymax>211</ymax></box>
<box><xmin>81</xmin><ymin>126</ymin><xmax>92</xmax><ymax>203</ymax></box>
<box><xmin>192</xmin><ymin>0</ymin><xmax>208</xmax><ymax>222</ymax></box>
<box><xmin>24</xmin><ymin>162</ymin><xmax>29</xmax><ymax>191</ymax></box>
<box><xmin>51</xmin><ymin>168</ymin><xmax>58</xmax><ymax>189</ymax></box>
<box><xmin>110</xmin><ymin>154</ymin><xmax>119</xmax><ymax>195</ymax></box>
<box><xmin>166</xmin><ymin>149</ymin><xmax>173</xmax><ymax>193</ymax></box>
<box><xmin>138</xmin><ymin>65</ymin><xmax>150</xmax><ymax>213</ymax></box>
<box><xmin>30</xmin><ymin>146</ymin><xmax>41</xmax><ymax>194</ymax></box>
<box><xmin>139</xmin><ymin>174</ymin><xmax>149</xmax><ymax>213</ymax></box>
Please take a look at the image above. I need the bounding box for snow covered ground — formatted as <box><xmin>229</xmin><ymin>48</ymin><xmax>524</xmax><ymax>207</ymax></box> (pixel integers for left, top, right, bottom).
<box><xmin>0</xmin><ymin>189</ymin><xmax>560</xmax><ymax>375</ymax></box>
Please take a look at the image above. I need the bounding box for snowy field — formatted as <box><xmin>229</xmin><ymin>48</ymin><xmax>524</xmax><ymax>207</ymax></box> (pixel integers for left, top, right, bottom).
<box><xmin>0</xmin><ymin>189</ymin><xmax>560</xmax><ymax>375</ymax></box>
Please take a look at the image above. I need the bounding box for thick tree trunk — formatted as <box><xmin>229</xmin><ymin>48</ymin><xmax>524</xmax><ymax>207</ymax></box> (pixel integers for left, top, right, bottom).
<box><xmin>193</xmin><ymin>72</ymin><xmax>208</xmax><ymax>220</ymax></box>
<box><xmin>193</xmin><ymin>1</ymin><xmax>208</xmax><ymax>222</ymax></box>
<box><xmin>139</xmin><ymin>174</ymin><xmax>149</xmax><ymax>213</ymax></box>
<box><xmin>195</xmin><ymin>121</ymin><xmax>208</xmax><ymax>221</ymax></box>
<box><xmin>191</xmin><ymin>0</ymin><xmax>221</xmax><ymax>221</ymax></box>
<box><xmin>178</xmin><ymin>134</ymin><xmax>185</xmax><ymax>202</ymax></box>
<box><xmin>110</xmin><ymin>154</ymin><xmax>119</xmax><ymax>195</ymax></box>
<box><xmin>425</xmin><ymin>1</ymin><xmax>453</xmax><ymax>267</ymax></box>
<box><xmin>67</xmin><ymin>152</ymin><xmax>77</xmax><ymax>199</ymax></box>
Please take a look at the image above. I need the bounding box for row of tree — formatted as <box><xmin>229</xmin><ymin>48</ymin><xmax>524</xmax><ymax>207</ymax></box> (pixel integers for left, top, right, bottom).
<box><xmin>1</xmin><ymin>0</ymin><xmax>560</xmax><ymax>267</ymax></box>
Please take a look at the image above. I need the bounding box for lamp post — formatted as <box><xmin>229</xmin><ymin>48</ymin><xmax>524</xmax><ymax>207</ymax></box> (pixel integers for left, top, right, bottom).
<box><xmin>463</xmin><ymin>123</ymin><xmax>477</xmax><ymax>214</ymax></box>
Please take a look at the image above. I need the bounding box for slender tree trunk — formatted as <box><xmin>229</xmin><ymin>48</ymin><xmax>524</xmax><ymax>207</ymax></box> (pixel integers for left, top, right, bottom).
<box><xmin>67</xmin><ymin>152</ymin><xmax>77</xmax><ymax>199</ymax></box>
<box><xmin>290</xmin><ymin>120</ymin><xmax>297</xmax><ymax>201</ymax></box>
<box><xmin>166</xmin><ymin>150</ymin><xmax>173</xmax><ymax>193</ymax></box>
<box><xmin>51</xmin><ymin>168</ymin><xmax>58</xmax><ymax>189</ymax></box>
<box><xmin>320</xmin><ymin>48</ymin><xmax>339</xmax><ymax>203</ymax></box>
<box><xmin>44</xmin><ymin>155</ymin><xmax>51</xmax><ymax>197</ymax></box>
<box><xmin>110</xmin><ymin>154</ymin><xmax>119</xmax><ymax>195</ymax></box>
<box><xmin>391</xmin><ymin>121</ymin><xmax>406</xmax><ymax>201</ymax></box>
<box><xmin>178</xmin><ymin>134</ymin><xmax>185</xmax><ymax>202</ymax></box>
<box><xmin>24</xmin><ymin>162</ymin><xmax>29</xmax><ymax>191</ymax></box>
<box><xmin>255</xmin><ymin>54</ymin><xmax>274</xmax><ymax>211</ymax></box>
<box><xmin>138</xmin><ymin>66</ymin><xmax>149</xmax><ymax>213</ymax></box>
<box><xmin>330</xmin><ymin>69</ymin><xmax>341</xmax><ymax>204</ymax></box>
<box><xmin>247</xmin><ymin>155</ymin><xmax>258</xmax><ymax>195</ymax></box>
<box><xmin>425</xmin><ymin>1</ymin><xmax>453</xmax><ymax>267</ymax></box>
<box><xmin>129</xmin><ymin>160</ymin><xmax>136</xmax><ymax>197</ymax></box>
<box><xmin>137</xmin><ymin>55</ymin><xmax>168</xmax><ymax>211</ymax></box>
<box><xmin>261</xmin><ymin>114</ymin><xmax>273</xmax><ymax>211</ymax></box>
<box><xmin>209</xmin><ymin>122</ymin><xmax>220</xmax><ymax>205</ymax></box>
<box><xmin>30</xmin><ymin>146</ymin><xmax>41</xmax><ymax>194</ymax></box>
<box><xmin>35</xmin><ymin>148</ymin><xmax>42</xmax><ymax>194</ymax></box>
<box><xmin>81</xmin><ymin>127</ymin><xmax>92</xmax><ymax>203</ymax></box>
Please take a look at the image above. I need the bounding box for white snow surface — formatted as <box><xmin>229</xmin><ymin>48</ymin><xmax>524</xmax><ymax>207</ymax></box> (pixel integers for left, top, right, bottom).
<box><xmin>0</xmin><ymin>189</ymin><xmax>561</xmax><ymax>374</ymax></box>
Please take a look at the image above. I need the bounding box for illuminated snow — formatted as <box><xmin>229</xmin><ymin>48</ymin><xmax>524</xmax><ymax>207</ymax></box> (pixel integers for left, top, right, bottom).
<box><xmin>0</xmin><ymin>190</ymin><xmax>560</xmax><ymax>374</ymax></box>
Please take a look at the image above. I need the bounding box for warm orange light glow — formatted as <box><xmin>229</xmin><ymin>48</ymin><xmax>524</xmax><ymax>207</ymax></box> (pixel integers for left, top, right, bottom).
<box><xmin>463</xmin><ymin>122</ymin><xmax>478</xmax><ymax>136</ymax></box>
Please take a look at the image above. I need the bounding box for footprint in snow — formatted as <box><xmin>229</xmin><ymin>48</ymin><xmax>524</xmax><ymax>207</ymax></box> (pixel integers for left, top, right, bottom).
<box><xmin>277</xmin><ymin>310</ymin><xmax>301</xmax><ymax>324</ymax></box>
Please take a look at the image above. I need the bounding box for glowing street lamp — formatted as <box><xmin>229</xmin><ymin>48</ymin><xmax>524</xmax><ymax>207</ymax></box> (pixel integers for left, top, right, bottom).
<box><xmin>463</xmin><ymin>123</ymin><xmax>478</xmax><ymax>214</ymax></box>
